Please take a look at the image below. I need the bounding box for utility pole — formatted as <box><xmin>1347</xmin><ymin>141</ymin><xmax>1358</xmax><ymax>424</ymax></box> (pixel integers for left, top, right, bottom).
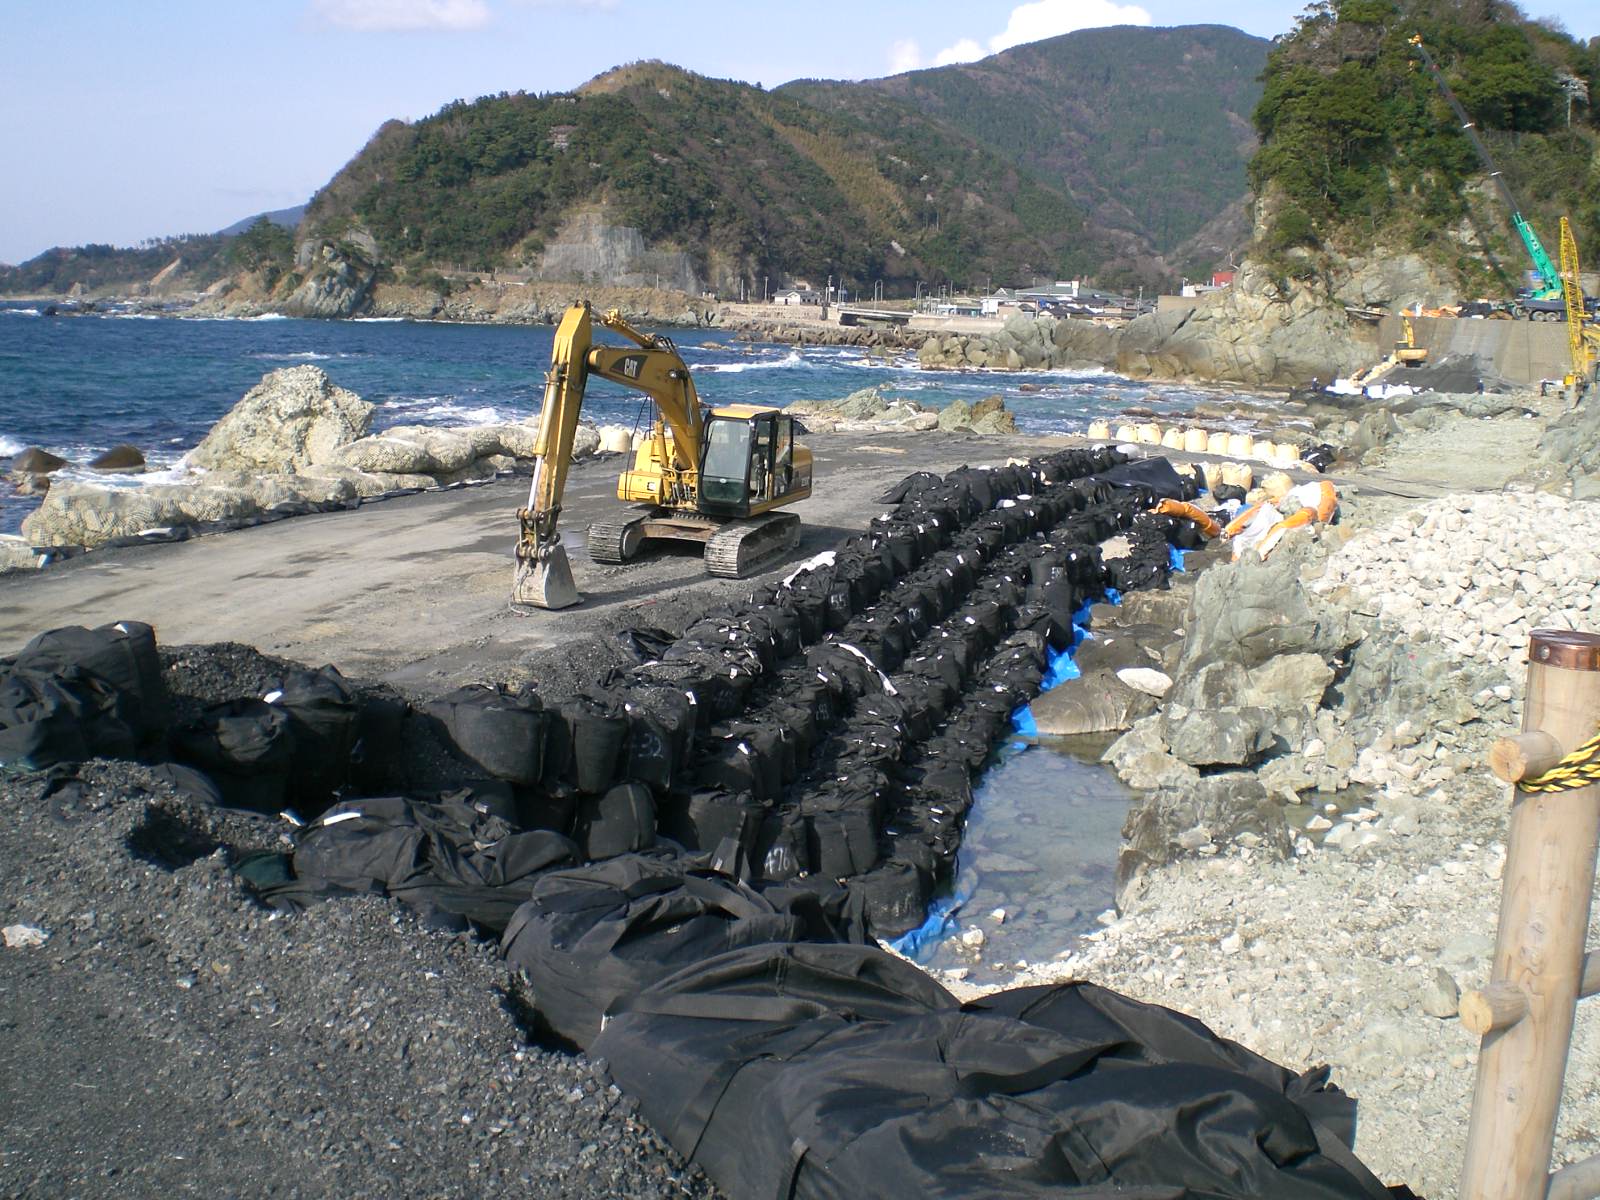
<box><xmin>763</xmin><ymin>275</ymin><xmax>768</xmax><ymax>303</ymax></box>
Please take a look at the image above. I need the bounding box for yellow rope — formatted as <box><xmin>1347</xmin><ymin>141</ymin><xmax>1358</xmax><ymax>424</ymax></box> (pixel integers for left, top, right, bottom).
<box><xmin>1519</xmin><ymin>727</ymin><xmax>1600</xmax><ymax>793</ymax></box>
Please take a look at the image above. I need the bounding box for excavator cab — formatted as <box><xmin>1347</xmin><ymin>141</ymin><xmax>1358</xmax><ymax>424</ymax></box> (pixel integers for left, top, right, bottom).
<box><xmin>697</xmin><ymin>409</ymin><xmax>811</xmax><ymax>517</ymax></box>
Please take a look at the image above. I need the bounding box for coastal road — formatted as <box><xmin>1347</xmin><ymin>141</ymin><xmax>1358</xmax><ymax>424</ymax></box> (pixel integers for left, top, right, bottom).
<box><xmin>0</xmin><ymin>431</ymin><xmax>1053</xmax><ymax>691</ymax></box>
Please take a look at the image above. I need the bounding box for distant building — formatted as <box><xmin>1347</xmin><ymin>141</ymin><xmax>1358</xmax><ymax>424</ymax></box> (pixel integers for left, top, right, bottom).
<box><xmin>773</xmin><ymin>289</ymin><xmax>821</xmax><ymax>306</ymax></box>
<box><xmin>1211</xmin><ymin>270</ymin><xmax>1235</xmax><ymax>288</ymax></box>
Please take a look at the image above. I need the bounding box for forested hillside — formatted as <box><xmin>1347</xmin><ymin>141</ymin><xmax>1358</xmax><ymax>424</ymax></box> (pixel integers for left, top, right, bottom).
<box><xmin>1250</xmin><ymin>0</ymin><xmax>1599</xmax><ymax>292</ymax></box>
<box><xmin>305</xmin><ymin>60</ymin><xmax>1099</xmax><ymax>292</ymax></box>
<box><xmin>785</xmin><ymin>25</ymin><xmax>1267</xmax><ymax>271</ymax></box>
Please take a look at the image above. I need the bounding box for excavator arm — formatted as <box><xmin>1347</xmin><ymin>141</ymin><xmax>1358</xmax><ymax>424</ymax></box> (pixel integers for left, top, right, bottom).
<box><xmin>511</xmin><ymin>302</ymin><xmax>706</xmax><ymax>609</ymax></box>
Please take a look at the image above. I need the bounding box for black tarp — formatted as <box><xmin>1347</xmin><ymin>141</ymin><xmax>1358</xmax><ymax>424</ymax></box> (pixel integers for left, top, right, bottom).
<box><xmin>595</xmin><ymin>944</ymin><xmax>1401</xmax><ymax>1200</ymax></box>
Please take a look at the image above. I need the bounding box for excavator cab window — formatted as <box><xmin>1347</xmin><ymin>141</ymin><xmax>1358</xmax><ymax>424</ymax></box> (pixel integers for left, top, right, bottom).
<box><xmin>699</xmin><ymin>415</ymin><xmax>756</xmax><ymax>514</ymax></box>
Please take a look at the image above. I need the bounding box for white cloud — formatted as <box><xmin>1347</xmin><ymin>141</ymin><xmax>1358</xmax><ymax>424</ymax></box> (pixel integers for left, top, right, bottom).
<box><xmin>989</xmin><ymin>0</ymin><xmax>1151</xmax><ymax>52</ymax></box>
<box><xmin>916</xmin><ymin>0</ymin><xmax>1153</xmax><ymax>70</ymax></box>
<box><xmin>933</xmin><ymin>38</ymin><xmax>985</xmax><ymax>66</ymax></box>
<box><xmin>311</xmin><ymin>0</ymin><xmax>491</xmax><ymax>31</ymax></box>
<box><xmin>887</xmin><ymin>38</ymin><xmax>923</xmax><ymax>73</ymax></box>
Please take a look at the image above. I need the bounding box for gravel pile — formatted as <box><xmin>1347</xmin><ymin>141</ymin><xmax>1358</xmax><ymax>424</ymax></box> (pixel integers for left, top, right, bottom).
<box><xmin>0</xmin><ymin>761</ymin><xmax>717</xmax><ymax>1198</ymax></box>
<box><xmin>1314</xmin><ymin>492</ymin><xmax>1600</xmax><ymax>670</ymax></box>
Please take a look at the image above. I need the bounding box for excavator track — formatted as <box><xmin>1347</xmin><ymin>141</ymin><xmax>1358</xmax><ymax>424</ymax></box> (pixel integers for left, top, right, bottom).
<box><xmin>704</xmin><ymin>512</ymin><xmax>802</xmax><ymax>578</ymax></box>
<box><xmin>587</xmin><ymin>516</ymin><xmax>647</xmax><ymax>565</ymax></box>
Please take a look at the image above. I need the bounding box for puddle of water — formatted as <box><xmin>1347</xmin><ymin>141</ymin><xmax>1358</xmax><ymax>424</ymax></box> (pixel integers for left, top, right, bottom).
<box><xmin>917</xmin><ymin>732</ymin><xmax>1134</xmax><ymax>984</ymax></box>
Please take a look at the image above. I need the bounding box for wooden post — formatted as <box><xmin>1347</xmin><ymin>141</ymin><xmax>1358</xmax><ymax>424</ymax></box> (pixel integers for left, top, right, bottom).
<box><xmin>1459</xmin><ymin>630</ymin><xmax>1600</xmax><ymax>1200</ymax></box>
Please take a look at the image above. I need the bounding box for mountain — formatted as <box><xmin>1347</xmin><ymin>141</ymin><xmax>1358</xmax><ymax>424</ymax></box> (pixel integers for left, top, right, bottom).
<box><xmin>301</xmin><ymin>59</ymin><xmax>1109</xmax><ymax>295</ymax></box>
<box><xmin>783</xmin><ymin>25</ymin><xmax>1268</xmax><ymax>274</ymax></box>
<box><xmin>217</xmin><ymin>204</ymin><xmax>308</xmax><ymax>237</ymax></box>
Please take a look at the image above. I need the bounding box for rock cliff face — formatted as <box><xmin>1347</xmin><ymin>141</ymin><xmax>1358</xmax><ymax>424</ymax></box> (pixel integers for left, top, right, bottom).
<box><xmin>538</xmin><ymin>211</ymin><xmax>701</xmax><ymax>295</ymax></box>
<box><xmin>917</xmin><ymin>263</ymin><xmax>1389</xmax><ymax>387</ymax></box>
<box><xmin>1115</xmin><ymin>264</ymin><xmax>1374</xmax><ymax>386</ymax></box>
<box><xmin>281</xmin><ymin>239</ymin><xmax>379</xmax><ymax>318</ymax></box>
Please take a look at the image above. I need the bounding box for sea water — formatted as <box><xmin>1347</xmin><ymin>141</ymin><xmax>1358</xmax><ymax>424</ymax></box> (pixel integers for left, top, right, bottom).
<box><xmin>0</xmin><ymin>303</ymin><xmax>1255</xmax><ymax>533</ymax></box>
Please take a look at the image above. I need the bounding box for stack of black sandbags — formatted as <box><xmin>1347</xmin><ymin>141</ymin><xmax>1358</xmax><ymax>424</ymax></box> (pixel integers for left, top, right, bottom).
<box><xmin>0</xmin><ymin>621</ymin><xmax>170</xmax><ymax>770</ymax></box>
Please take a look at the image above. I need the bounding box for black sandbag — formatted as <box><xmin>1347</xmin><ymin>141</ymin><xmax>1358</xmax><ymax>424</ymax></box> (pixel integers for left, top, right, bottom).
<box><xmin>499</xmin><ymin>854</ymin><xmax>816</xmax><ymax>1049</ymax></box>
<box><xmin>424</xmin><ymin>682</ymin><xmax>545</xmax><ymax>787</ymax></box>
<box><xmin>802</xmin><ymin>798</ymin><xmax>880</xmax><ymax>880</ymax></box>
<box><xmin>171</xmin><ymin>699</ymin><xmax>296</xmax><ymax>812</ymax></box>
<box><xmin>754</xmin><ymin>802</ymin><xmax>811</xmax><ymax>882</ymax></box>
<box><xmin>697</xmin><ymin>724</ymin><xmax>784</xmax><ymax>805</ymax></box>
<box><xmin>270</xmin><ymin>666</ymin><xmax>360</xmax><ymax>805</ymax></box>
<box><xmin>293</xmin><ymin>794</ymin><xmax>576</xmax><ymax>931</ymax></box>
<box><xmin>847</xmin><ymin>859</ymin><xmax>931</xmax><ymax>937</ymax></box>
<box><xmin>619</xmin><ymin>701</ymin><xmax>675</xmax><ymax>791</ymax></box>
<box><xmin>0</xmin><ymin>669</ymin><xmax>105</xmax><ymax>769</ymax></box>
<box><xmin>666</xmin><ymin>788</ymin><xmax>765</xmax><ymax>854</ymax></box>
<box><xmin>557</xmin><ymin>694</ymin><xmax>628</xmax><ymax>794</ymax></box>
<box><xmin>878</xmin><ymin>471</ymin><xmax>942</xmax><ymax>505</ymax></box>
<box><xmin>13</xmin><ymin>620</ymin><xmax>170</xmax><ymax>745</ymax></box>
<box><xmin>615</xmin><ymin>625</ymin><xmax>677</xmax><ymax>663</ymax></box>
<box><xmin>574</xmin><ymin>781</ymin><xmax>657</xmax><ymax>861</ymax></box>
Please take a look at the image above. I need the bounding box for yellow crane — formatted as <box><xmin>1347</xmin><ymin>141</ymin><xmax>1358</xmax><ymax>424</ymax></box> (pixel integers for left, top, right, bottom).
<box><xmin>1559</xmin><ymin>216</ymin><xmax>1599</xmax><ymax>393</ymax></box>
<box><xmin>512</xmin><ymin>303</ymin><xmax>813</xmax><ymax>609</ymax></box>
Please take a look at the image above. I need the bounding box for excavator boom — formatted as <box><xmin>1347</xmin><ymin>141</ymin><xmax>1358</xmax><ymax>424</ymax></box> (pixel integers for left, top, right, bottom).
<box><xmin>511</xmin><ymin>302</ymin><xmax>712</xmax><ymax>609</ymax></box>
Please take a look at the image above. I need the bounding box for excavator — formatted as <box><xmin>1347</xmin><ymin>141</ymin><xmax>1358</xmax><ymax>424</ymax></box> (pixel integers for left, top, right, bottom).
<box><xmin>512</xmin><ymin>302</ymin><xmax>813</xmax><ymax>610</ymax></box>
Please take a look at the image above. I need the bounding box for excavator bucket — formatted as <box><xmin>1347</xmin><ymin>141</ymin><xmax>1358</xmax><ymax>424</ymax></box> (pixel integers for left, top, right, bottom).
<box><xmin>512</xmin><ymin>542</ymin><xmax>579</xmax><ymax>610</ymax></box>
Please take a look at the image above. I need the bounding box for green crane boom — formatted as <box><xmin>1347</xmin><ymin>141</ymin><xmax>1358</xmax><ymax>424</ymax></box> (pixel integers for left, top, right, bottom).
<box><xmin>1409</xmin><ymin>35</ymin><xmax>1563</xmax><ymax>300</ymax></box>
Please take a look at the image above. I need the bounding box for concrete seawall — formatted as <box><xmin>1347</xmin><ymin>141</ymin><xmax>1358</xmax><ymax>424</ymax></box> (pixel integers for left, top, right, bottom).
<box><xmin>1380</xmin><ymin>315</ymin><xmax>1573</xmax><ymax>385</ymax></box>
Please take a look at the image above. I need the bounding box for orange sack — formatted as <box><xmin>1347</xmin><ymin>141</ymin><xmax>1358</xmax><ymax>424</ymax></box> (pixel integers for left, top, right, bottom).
<box><xmin>1154</xmin><ymin>499</ymin><xmax>1221</xmax><ymax>539</ymax></box>
<box><xmin>1222</xmin><ymin>501</ymin><xmax>1264</xmax><ymax>538</ymax></box>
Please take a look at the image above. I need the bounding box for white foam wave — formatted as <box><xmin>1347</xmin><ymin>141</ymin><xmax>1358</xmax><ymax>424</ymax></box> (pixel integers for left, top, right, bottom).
<box><xmin>379</xmin><ymin>397</ymin><xmax>514</xmax><ymax>426</ymax></box>
<box><xmin>0</xmin><ymin>435</ymin><xmax>25</xmax><ymax>455</ymax></box>
<box><xmin>246</xmin><ymin>313</ymin><xmax>289</xmax><ymax>321</ymax></box>
<box><xmin>696</xmin><ymin>350</ymin><xmax>807</xmax><ymax>374</ymax></box>
<box><xmin>253</xmin><ymin>350</ymin><xmax>334</xmax><ymax>361</ymax></box>
<box><xmin>109</xmin><ymin>312</ymin><xmax>162</xmax><ymax>320</ymax></box>
<box><xmin>352</xmin><ymin>316</ymin><xmax>408</xmax><ymax>323</ymax></box>
<box><xmin>1</xmin><ymin>307</ymin><xmax>40</xmax><ymax>317</ymax></box>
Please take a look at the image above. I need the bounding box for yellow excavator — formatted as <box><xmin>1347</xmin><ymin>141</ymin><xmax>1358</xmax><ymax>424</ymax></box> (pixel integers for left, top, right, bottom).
<box><xmin>512</xmin><ymin>302</ymin><xmax>813</xmax><ymax>609</ymax></box>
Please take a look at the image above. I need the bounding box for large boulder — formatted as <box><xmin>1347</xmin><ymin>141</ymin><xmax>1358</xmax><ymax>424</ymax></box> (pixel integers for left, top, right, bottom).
<box><xmin>1159</xmin><ymin>703</ymin><xmax>1278</xmax><ymax>768</ymax></box>
<box><xmin>936</xmin><ymin>399</ymin><xmax>972</xmax><ymax>431</ymax></box>
<box><xmin>1173</xmin><ymin>540</ymin><xmax>1353</xmax><ymax>677</ymax></box>
<box><xmin>89</xmin><ymin>444</ymin><xmax>146</xmax><ymax>471</ymax></box>
<box><xmin>1031</xmin><ymin>668</ymin><xmax>1155</xmax><ymax>736</ymax></box>
<box><xmin>333</xmin><ymin>425</ymin><xmax>473</xmax><ymax>475</ymax></box>
<box><xmin>8</xmin><ymin>447</ymin><xmax>68</xmax><ymax>476</ymax></box>
<box><xmin>0</xmin><ymin>536</ymin><xmax>40</xmax><ymax>573</ymax></box>
<box><xmin>1116</xmin><ymin>772</ymin><xmax>1290</xmax><ymax>910</ymax></box>
<box><xmin>187</xmin><ymin>366</ymin><xmax>373</xmax><ymax>474</ymax></box>
<box><xmin>21</xmin><ymin>481</ymin><xmax>259</xmax><ymax>548</ymax></box>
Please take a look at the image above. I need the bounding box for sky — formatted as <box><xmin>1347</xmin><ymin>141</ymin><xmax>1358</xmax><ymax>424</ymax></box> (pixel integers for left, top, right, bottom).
<box><xmin>3</xmin><ymin>0</ymin><xmax>1596</xmax><ymax>265</ymax></box>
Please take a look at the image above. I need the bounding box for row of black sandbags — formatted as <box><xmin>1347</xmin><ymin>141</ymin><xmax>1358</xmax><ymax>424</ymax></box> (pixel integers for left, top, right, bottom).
<box><xmin>236</xmin><ymin>455</ymin><xmax>1139</xmax><ymax>928</ymax></box>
